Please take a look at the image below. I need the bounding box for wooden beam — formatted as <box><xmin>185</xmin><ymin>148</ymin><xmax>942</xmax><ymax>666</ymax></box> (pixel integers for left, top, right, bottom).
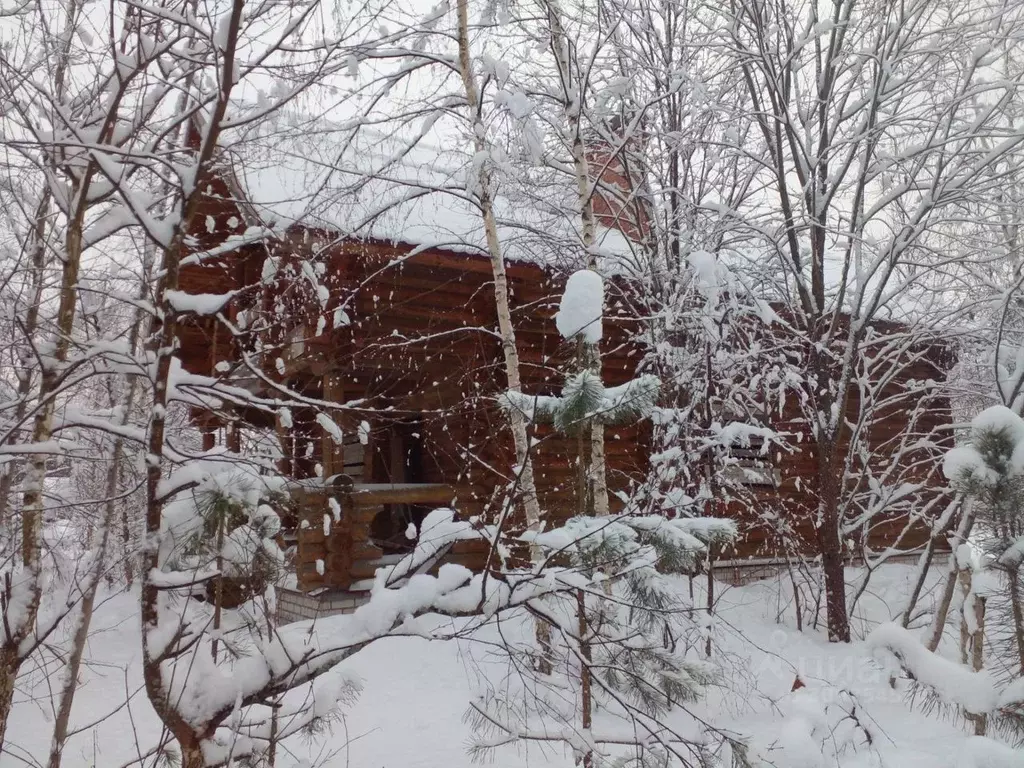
<box><xmin>321</xmin><ymin>372</ymin><xmax>344</xmax><ymax>477</ymax></box>
<box><xmin>275</xmin><ymin>410</ymin><xmax>292</xmax><ymax>476</ymax></box>
<box><xmin>350</xmin><ymin>483</ymin><xmax>458</xmax><ymax>506</ymax></box>
<box><xmin>291</xmin><ymin>482</ymin><xmax>466</xmax><ymax>508</ymax></box>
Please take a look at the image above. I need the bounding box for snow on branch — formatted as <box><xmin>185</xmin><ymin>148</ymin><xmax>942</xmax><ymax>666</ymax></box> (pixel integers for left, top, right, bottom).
<box><xmin>374</xmin><ymin>508</ymin><xmax>478</xmax><ymax>585</ymax></box>
<box><xmin>498</xmin><ymin>373</ymin><xmax>661</xmax><ymax>430</ymax></box>
<box><xmin>556</xmin><ymin>269</ymin><xmax>603</xmax><ymax>343</ymax></box>
<box><xmin>497</xmin><ymin>391</ymin><xmax>561</xmax><ymax>422</ymax></box>
<box><xmin>165</xmin><ymin>289</ymin><xmax>237</xmax><ymax>316</ymax></box>
<box><xmin>150</xmin><ymin>480</ymin><xmax>740</xmax><ymax>757</ymax></box>
<box><xmin>867</xmin><ymin>623</ymin><xmax>998</xmax><ymax>715</ymax></box>
<box><xmin>521</xmin><ymin>512</ymin><xmax>736</xmax><ymax>575</ymax></box>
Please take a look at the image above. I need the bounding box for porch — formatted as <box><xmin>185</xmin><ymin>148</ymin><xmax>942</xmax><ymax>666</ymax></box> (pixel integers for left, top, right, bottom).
<box><xmin>280</xmin><ymin>477</ymin><xmax>487</xmax><ymax>616</ymax></box>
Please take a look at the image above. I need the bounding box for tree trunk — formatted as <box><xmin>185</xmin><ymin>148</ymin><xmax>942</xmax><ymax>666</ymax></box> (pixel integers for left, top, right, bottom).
<box><xmin>959</xmin><ymin>564</ymin><xmax>972</xmax><ymax>666</ymax></box>
<box><xmin>1007</xmin><ymin>565</ymin><xmax>1024</xmax><ymax>676</ymax></box>
<box><xmin>49</xmin><ymin>241</ymin><xmax>151</xmax><ymax>765</ymax></box>
<box><xmin>454</xmin><ymin>0</ymin><xmax>542</xmax><ymax>538</ymax></box>
<box><xmin>787</xmin><ymin>559</ymin><xmax>804</xmax><ymax>632</ymax></box>
<box><xmin>454</xmin><ymin>0</ymin><xmax>550</xmax><ymax>672</ymax></box>
<box><xmin>927</xmin><ymin>505</ymin><xmax>976</xmax><ymax>652</ymax></box>
<box><xmin>139</xmin><ymin>4</ymin><xmax>249</xmax><ymax>757</ymax></box>
<box><xmin>577</xmin><ymin>588</ymin><xmax>593</xmax><ymax>768</ymax></box>
<box><xmin>705</xmin><ymin>546</ymin><xmax>715</xmax><ymax>656</ymax></box>
<box><xmin>817</xmin><ymin>442</ymin><xmax>850</xmax><ymax>642</ymax></box>
<box><xmin>590</xmin><ymin>421</ymin><xmax>608</xmax><ymax>517</ymax></box>
<box><xmin>542</xmin><ymin>0</ymin><xmax>609</xmax><ymax>516</ymax></box>
<box><xmin>0</xmin><ymin>171</ymin><xmax>91</xmax><ymax>752</ymax></box>
<box><xmin>267</xmin><ymin>698</ymin><xmax>279</xmax><ymax>766</ymax></box>
<box><xmin>121</xmin><ymin>502</ymin><xmax>135</xmax><ymax>589</ymax></box>
<box><xmin>46</xmin><ymin>386</ymin><xmax>140</xmax><ymax>768</ymax></box>
<box><xmin>211</xmin><ymin>514</ymin><xmax>225</xmax><ymax>662</ymax></box>
<box><xmin>46</xmin><ymin>513</ymin><xmax>113</xmax><ymax>768</ymax></box>
<box><xmin>901</xmin><ymin>497</ymin><xmax>959</xmax><ymax>628</ymax></box>
<box><xmin>0</xmin><ymin>0</ymin><xmax>87</xmax><ymax>745</ymax></box>
<box><xmin>958</xmin><ymin>562</ymin><xmax>988</xmax><ymax>736</ymax></box>
<box><xmin>0</xmin><ymin>192</ymin><xmax>50</xmax><ymax>532</ymax></box>
<box><xmin>0</xmin><ymin>645</ymin><xmax>18</xmax><ymax>750</ymax></box>
<box><xmin>181</xmin><ymin>741</ymin><xmax>206</xmax><ymax>768</ymax></box>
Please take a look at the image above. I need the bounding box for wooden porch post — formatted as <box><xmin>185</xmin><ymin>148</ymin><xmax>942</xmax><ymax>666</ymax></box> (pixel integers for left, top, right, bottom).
<box><xmin>275</xmin><ymin>411</ymin><xmax>292</xmax><ymax>477</ymax></box>
<box><xmin>321</xmin><ymin>372</ymin><xmax>344</xmax><ymax>478</ymax></box>
<box><xmin>226</xmin><ymin>411</ymin><xmax>241</xmax><ymax>453</ymax></box>
<box><xmin>201</xmin><ymin>415</ymin><xmax>216</xmax><ymax>452</ymax></box>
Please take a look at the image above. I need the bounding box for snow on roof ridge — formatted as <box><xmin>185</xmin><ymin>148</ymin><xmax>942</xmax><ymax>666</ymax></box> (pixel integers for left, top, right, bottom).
<box><xmin>218</xmin><ymin>107</ymin><xmax>638</xmax><ymax>269</ymax></box>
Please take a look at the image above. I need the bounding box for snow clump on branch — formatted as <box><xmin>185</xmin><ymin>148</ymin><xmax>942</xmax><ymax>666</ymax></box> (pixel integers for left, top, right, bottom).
<box><xmin>555</xmin><ymin>269</ymin><xmax>603</xmax><ymax>343</ymax></box>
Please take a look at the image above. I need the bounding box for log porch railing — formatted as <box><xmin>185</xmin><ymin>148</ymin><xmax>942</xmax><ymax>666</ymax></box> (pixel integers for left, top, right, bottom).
<box><xmin>288</xmin><ymin>478</ymin><xmax>478</xmax><ymax>592</ymax></box>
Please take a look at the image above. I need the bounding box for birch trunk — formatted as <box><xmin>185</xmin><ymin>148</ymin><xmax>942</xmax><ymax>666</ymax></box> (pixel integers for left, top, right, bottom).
<box><xmin>454</xmin><ymin>0</ymin><xmax>550</xmax><ymax>672</ymax></box>
<box><xmin>0</xmin><ymin>0</ymin><xmax>86</xmax><ymax>746</ymax></box>
<box><xmin>0</xmin><ymin>193</ymin><xmax>88</xmax><ymax>747</ymax></box>
<box><xmin>901</xmin><ymin>497</ymin><xmax>960</xmax><ymax>629</ymax></box>
<box><xmin>0</xmin><ymin>167</ymin><xmax>95</xmax><ymax>748</ymax></box>
<box><xmin>541</xmin><ymin>0</ymin><xmax>609</xmax><ymax>516</ymax></box>
<box><xmin>927</xmin><ymin>503</ymin><xmax>976</xmax><ymax>652</ymax></box>
<box><xmin>958</xmin><ymin>562</ymin><xmax>988</xmax><ymax>735</ymax></box>
<box><xmin>0</xmin><ymin>192</ymin><xmax>51</xmax><ymax>531</ymax></box>
<box><xmin>454</xmin><ymin>0</ymin><xmax>542</xmax><ymax>537</ymax></box>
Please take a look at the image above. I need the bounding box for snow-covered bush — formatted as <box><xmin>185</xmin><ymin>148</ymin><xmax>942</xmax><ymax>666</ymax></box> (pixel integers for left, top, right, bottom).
<box><xmin>943</xmin><ymin>406</ymin><xmax>1024</xmax><ymax>548</ymax></box>
<box><xmin>469</xmin><ymin>513</ymin><xmax>742</xmax><ymax>767</ymax></box>
<box><xmin>944</xmin><ymin>406</ymin><xmax>1024</xmax><ymax>697</ymax></box>
<box><xmin>869</xmin><ymin>621</ymin><xmax>1024</xmax><ymax>748</ymax></box>
<box><xmin>745</xmin><ymin>685</ymin><xmax>881</xmax><ymax>768</ymax></box>
<box><xmin>159</xmin><ymin>468</ymin><xmax>286</xmax><ymax>609</ymax></box>
<box><xmin>500</xmin><ymin>371</ymin><xmax>662</xmax><ymax>433</ymax></box>
<box><xmin>864</xmin><ymin>405</ymin><xmax>1024</xmax><ymax>751</ymax></box>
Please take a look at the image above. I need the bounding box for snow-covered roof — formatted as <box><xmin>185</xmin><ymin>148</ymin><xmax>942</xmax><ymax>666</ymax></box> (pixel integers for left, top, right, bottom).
<box><xmin>220</xmin><ymin>115</ymin><xmax>636</xmax><ymax>269</ymax></box>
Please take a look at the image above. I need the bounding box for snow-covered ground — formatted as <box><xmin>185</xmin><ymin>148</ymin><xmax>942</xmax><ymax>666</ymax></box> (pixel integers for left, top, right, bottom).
<box><xmin>5</xmin><ymin>564</ymin><xmax>1015</xmax><ymax>768</ymax></box>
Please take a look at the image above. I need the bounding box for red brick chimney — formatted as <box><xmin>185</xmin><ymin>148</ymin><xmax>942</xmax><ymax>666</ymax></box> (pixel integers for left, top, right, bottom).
<box><xmin>586</xmin><ymin>115</ymin><xmax>649</xmax><ymax>243</ymax></box>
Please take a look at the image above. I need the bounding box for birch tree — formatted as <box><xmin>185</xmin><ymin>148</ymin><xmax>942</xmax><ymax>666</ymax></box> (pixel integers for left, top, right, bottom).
<box><xmin>453</xmin><ymin>0</ymin><xmax>545</xmax><ymax>540</ymax></box>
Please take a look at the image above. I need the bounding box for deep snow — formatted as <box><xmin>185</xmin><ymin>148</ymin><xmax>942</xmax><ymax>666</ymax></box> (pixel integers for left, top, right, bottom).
<box><xmin>6</xmin><ymin>563</ymin><xmax>1021</xmax><ymax>767</ymax></box>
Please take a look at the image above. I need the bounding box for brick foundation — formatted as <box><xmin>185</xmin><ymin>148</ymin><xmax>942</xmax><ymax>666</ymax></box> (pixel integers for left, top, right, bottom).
<box><xmin>277</xmin><ymin>587</ymin><xmax>371</xmax><ymax>623</ymax></box>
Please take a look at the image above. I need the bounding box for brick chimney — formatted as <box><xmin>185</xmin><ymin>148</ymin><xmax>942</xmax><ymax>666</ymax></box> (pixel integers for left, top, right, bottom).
<box><xmin>586</xmin><ymin>115</ymin><xmax>649</xmax><ymax>243</ymax></box>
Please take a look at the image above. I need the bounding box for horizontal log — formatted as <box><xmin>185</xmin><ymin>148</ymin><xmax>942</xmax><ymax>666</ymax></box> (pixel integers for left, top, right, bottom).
<box><xmin>349</xmin><ymin>483</ymin><xmax>459</xmax><ymax>505</ymax></box>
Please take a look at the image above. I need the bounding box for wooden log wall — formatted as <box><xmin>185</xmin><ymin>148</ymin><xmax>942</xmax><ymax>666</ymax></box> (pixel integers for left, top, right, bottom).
<box><xmin>708</xmin><ymin>328</ymin><xmax>953</xmax><ymax>561</ymax></box>
<box><xmin>178</xmin><ymin>178</ymin><xmax>955</xmax><ymax>576</ymax></box>
<box><xmin>175</xmin><ymin>166</ymin><xmax>252</xmax><ymax>382</ymax></box>
<box><xmin>262</xmin><ymin>236</ymin><xmax>652</xmax><ymax>535</ymax></box>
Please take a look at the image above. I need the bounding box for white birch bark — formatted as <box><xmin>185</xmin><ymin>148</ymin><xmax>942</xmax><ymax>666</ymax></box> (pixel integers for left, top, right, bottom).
<box><xmin>0</xmin><ymin>192</ymin><xmax>51</xmax><ymax>531</ymax></box>
<box><xmin>927</xmin><ymin>502</ymin><xmax>978</xmax><ymax>652</ymax></box>
<box><xmin>454</xmin><ymin>0</ymin><xmax>552</xmax><ymax>673</ymax></box>
<box><xmin>454</xmin><ymin>0</ymin><xmax>543</xmax><ymax>536</ymax></box>
<box><xmin>541</xmin><ymin>0</ymin><xmax>608</xmax><ymax>516</ymax></box>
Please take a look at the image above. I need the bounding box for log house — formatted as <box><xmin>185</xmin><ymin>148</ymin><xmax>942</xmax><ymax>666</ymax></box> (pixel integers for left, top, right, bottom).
<box><xmin>175</xmin><ymin>131</ymin><xmax>953</xmax><ymax>619</ymax></box>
